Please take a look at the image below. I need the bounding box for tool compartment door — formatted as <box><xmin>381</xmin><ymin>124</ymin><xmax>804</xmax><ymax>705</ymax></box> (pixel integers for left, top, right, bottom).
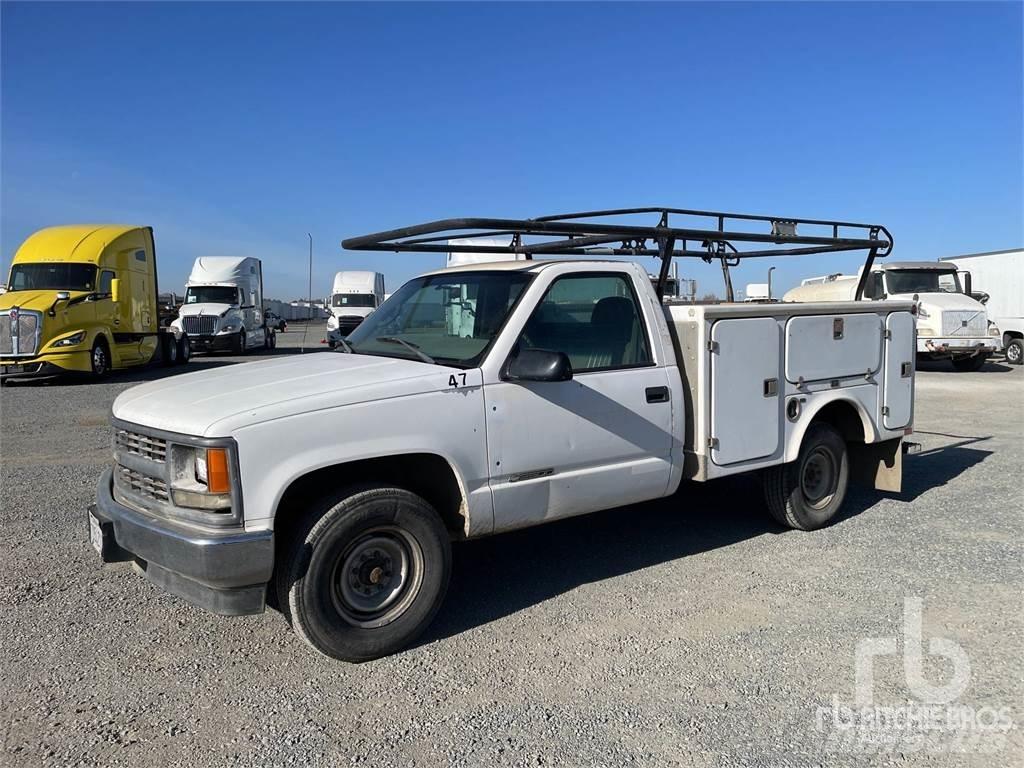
<box><xmin>710</xmin><ymin>317</ymin><xmax>781</xmax><ymax>465</ymax></box>
<box><xmin>883</xmin><ymin>311</ymin><xmax>915</xmax><ymax>430</ymax></box>
<box><xmin>785</xmin><ymin>313</ymin><xmax>882</xmax><ymax>383</ymax></box>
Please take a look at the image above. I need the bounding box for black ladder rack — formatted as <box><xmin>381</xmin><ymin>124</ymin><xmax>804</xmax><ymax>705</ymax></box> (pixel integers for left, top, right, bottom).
<box><xmin>341</xmin><ymin>207</ymin><xmax>893</xmax><ymax>301</ymax></box>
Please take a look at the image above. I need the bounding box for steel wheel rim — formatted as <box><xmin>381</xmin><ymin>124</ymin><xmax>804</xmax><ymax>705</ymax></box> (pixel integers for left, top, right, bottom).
<box><xmin>1009</xmin><ymin>344</ymin><xmax>1021</xmax><ymax>364</ymax></box>
<box><xmin>93</xmin><ymin>346</ymin><xmax>107</xmax><ymax>373</ymax></box>
<box><xmin>801</xmin><ymin>447</ymin><xmax>837</xmax><ymax>509</ymax></box>
<box><xmin>331</xmin><ymin>526</ymin><xmax>424</xmax><ymax>629</ymax></box>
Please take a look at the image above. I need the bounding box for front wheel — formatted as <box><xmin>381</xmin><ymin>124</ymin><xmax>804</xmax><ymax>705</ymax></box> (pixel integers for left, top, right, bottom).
<box><xmin>1005</xmin><ymin>339</ymin><xmax>1023</xmax><ymax>366</ymax></box>
<box><xmin>277</xmin><ymin>487</ymin><xmax>452</xmax><ymax>662</ymax></box>
<box><xmin>90</xmin><ymin>338</ymin><xmax>110</xmax><ymax>379</ymax></box>
<box><xmin>951</xmin><ymin>352</ymin><xmax>988</xmax><ymax>372</ymax></box>
<box><xmin>160</xmin><ymin>333</ymin><xmax>178</xmax><ymax>366</ymax></box>
<box><xmin>763</xmin><ymin>422</ymin><xmax>849</xmax><ymax>531</ymax></box>
<box><xmin>176</xmin><ymin>334</ymin><xmax>191</xmax><ymax>365</ymax></box>
<box><xmin>233</xmin><ymin>329</ymin><xmax>246</xmax><ymax>355</ymax></box>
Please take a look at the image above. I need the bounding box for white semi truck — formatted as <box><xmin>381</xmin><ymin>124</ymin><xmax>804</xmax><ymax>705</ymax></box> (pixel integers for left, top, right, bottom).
<box><xmin>326</xmin><ymin>271</ymin><xmax>385</xmax><ymax>348</ymax></box>
<box><xmin>172</xmin><ymin>257</ymin><xmax>274</xmax><ymax>354</ymax></box>
<box><xmin>784</xmin><ymin>260</ymin><xmax>998</xmax><ymax>371</ymax></box>
<box><xmin>89</xmin><ymin>208</ymin><xmax>918</xmax><ymax>662</ymax></box>
<box><xmin>944</xmin><ymin>249</ymin><xmax>1023</xmax><ymax>365</ymax></box>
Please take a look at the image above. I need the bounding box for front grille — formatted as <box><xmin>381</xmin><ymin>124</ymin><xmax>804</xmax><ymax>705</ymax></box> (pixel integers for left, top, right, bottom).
<box><xmin>116</xmin><ymin>465</ymin><xmax>170</xmax><ymax>502</ymax></box>
<box><xmin>942</xmin><ymin>310</ymin><xmax>987</xmax><ymax>337</ymax></box>
<box><xmin>181</xmin><ymin>315</ymin><xmax>217</xmax><ymax>336</ymax></box>
<box><xmin>0</xmin><ymin>310</ymin><xmax>41</xmax><ymax>356</ymax></box>
<box><xmin>115</xmin><ymin>429</ymin><xmax>167</xmax><ymax>462</ymax></box>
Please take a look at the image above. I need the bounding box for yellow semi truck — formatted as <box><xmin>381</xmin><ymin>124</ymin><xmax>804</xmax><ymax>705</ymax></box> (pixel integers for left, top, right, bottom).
<box><xmin>1</xmin><ymin>225</ymin><xmax>190</xmax><ymax>379</ymax></box>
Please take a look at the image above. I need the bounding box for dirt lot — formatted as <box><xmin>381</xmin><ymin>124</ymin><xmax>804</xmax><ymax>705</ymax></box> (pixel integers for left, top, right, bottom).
<box><xmin>1</xmin><ymin>330</ymin><xmax>1021</xmax><ymax>767</ymax></box>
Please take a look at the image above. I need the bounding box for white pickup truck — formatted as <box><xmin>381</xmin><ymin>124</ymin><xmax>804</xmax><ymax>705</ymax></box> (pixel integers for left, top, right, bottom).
<box><xmin>88</xmin><ymin>208</ymin><xmax>917</xmax><ymax>661</ymax></box>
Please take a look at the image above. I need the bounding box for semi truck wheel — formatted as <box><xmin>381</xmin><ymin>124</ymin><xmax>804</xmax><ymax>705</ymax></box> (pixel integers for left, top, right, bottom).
<box><xmin>762</xmin><ymin>422</ymin><xmax>849</xmax><ymax>531</ymax></box>
<box><xmin>160</xmin><ymin>333</ymin><xmax>178</xmax><ymax>366</ymax></box>
<box><xmin>951</xmin><ymin>353</ymin><xmax>988</xmax><ymax>372</ymax></box>
<box><xmin>176</xmin><ymin>335</ymin><xmax>191</xmax><ymax>365</ymax></box>
<box><xmin>1005</xmin><ymin>339</ymin><xmax>1023</xmax><ymax>365</ymax></box>
<box><xmin>90</xmin><ymin>338</ymin><xmax>110</xmax><ymax>379</ymax></box>
<box><xmin>233</xmin><ymin>330</ymin><xmax>246</xmax><ymax>355</ymax></box>
<box><xmin>276</xmin><ymin>486</ymin><xmax>451</xmax><ymax>662</ymax></box>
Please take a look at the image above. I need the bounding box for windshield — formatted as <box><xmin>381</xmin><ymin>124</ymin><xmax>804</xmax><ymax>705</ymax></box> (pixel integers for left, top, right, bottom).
<box><xmin>7</xmin><ymin>263</ymin><xmax>97</xmax><ymax>292</ymax></box>
<box><xmin>185</xmin><ymin>286</ymin><xmax>239</xmax><ymax>305</ymax></box>
<box><xmin>346</xmin><ymin>271</ymin><xmax>533</xmax><ymax>367</ymax></box>
<box><xmin>332</xmin><ymin>293</ymin><xmax>376</xmax><ymax>308</ymax></box>
<box><xmin>885</xmin><ymin>270</ymin><xmax>962</xmax><ymax>295</ymax></box>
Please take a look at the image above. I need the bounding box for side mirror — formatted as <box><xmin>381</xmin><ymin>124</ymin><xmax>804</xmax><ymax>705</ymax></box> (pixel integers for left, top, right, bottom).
<box><xmin>56</xmin><ymin>291</ymin><xmax>71</xmax><ymax>301</ymax></box>
<box><xmin>110</xmin><ymin>279</ymin><xmax>120</xmax><ymax>303</ymax></box>
<box><xmin>503</xmin><ymin>348</ymin><xmax>573</xmax><ymax>383</ymax></box>
<box><xmin>961</xmin><ymin>271</ymin><xmax>973</xmax><ymax>296</ymax></box>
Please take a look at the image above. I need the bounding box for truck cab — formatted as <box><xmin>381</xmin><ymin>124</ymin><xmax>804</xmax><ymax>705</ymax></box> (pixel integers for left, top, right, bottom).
<box><xmin>1</xmin><ymin>225</ymin><xmax>187</xmax><ymax>378</ymax></box>
<box><xmin>172</xmin><ymin>257</ymin><xmax>271</xmax><ymax>354</ymax></box>
<box><xmin>326</xmin><ymin>271</ymin><xmax>385</xmax><ymax>347</ymax></box>
<box><xmin>786</xmin><ymin>260</ymin><xmax>998</xmax><ymax>370</ymax></box>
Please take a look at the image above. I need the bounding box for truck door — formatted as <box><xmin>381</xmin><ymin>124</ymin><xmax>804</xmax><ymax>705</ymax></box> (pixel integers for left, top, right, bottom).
<box><xmin>484</xmin><ymin>271</ymin><xmax>674</xmax><ymax>532</ymax></box>
<box><xmin>882</xmin><ymin>311</ymin><xmax>915</xmax><ymax>430</ymax></box>
<box><xmin>710</xmin><ymin>317</ymin><xmax>781</xmax><ymax>465</ymax></box>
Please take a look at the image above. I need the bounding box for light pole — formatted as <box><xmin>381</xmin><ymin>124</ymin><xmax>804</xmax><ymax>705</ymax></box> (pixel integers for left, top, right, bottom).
<box><xmin>301</xmin><ymin>233</ymin><xmax>313</xmax><ymax>352</ymax></box>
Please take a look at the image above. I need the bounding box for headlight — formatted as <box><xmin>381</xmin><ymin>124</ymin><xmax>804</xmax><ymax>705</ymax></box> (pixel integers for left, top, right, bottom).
<box><xmin>170</xmin><ymin>446</ymin><xmax>232</xmax><ymax>510</ymax></box>
<box><xmin>52</xmin><ymin>331</ymin><xmax>86</xmax><ymax>347</ymax></box>
<box><xmin>220</xmin><ymin>322</ymin><xmax>239</xmax><ymax>333</ymax></box>
<box><xmin>989</xmin><ymin>322</ymin><xmax>1001</xmax><ymax>337</ymax></box>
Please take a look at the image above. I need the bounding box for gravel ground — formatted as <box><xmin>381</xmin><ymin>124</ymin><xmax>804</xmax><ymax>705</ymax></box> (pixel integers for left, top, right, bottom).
<box><xmin>1</xmin><ymin>328</ymin><xmax>1021</xmax><ymax>767</ymax></box>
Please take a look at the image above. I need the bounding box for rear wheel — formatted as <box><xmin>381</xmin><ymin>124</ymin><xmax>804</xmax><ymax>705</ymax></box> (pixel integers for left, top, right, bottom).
<box><xmin>763</xmin><ymin>422</ymin><xmax>849</xmax><ymax>531</ymax></box>
<box><xmin>276</xmin><ymin>486</ymin><xmax>452</xmax><ymax>662</ymax></box>
<box><xmin>951</xmin><ymin>353</ymin><xmax>988</xmax><ymax>372</ymax></box>
<box><xmin>90</xmin><ymin>338</ymin><xmax>110</xmax><ymax>379</ymax></box>
<box><xmin>1005</xmin><ymin>339</ymin><xmax>1023</xmax><ymax>365</ymax></box>
<box><xmin>176</xmin><ymin>334</ymin><xmax>191</xmax><ymax>365</ymax></box>
<box><xmin>160</xmin><ymin>333</ymin><xmax>178</xmax><ymax>366</ymax></box>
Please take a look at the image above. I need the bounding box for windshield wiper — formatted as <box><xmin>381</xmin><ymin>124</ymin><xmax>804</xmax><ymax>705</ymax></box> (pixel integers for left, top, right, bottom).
<box><xmin>375</xmin><ymin>336</ymin><xmax>436</xmax><ymax>364</ymax></box>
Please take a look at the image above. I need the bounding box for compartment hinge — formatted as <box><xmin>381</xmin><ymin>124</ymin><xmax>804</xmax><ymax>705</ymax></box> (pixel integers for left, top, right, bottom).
<box><xmin>883</xmin><ymin>329</ymin><xmax>892</xmax><ymax>340</ymax></box>
<box><xmin>708</xmin><ymin>437</ymin><xmax>719</xmax><ymax>450</ymax></box>
<box><xmin>706</xmin><ymin>340</ymin><xmax>719</xmax><ymax>353</ymax></box>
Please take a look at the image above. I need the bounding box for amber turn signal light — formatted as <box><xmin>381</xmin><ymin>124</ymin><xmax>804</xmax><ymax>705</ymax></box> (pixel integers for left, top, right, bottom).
<box><xmin>206</xmin><ymin>448</ymin><xmax>231</xmax><ymax>494</ymax></box>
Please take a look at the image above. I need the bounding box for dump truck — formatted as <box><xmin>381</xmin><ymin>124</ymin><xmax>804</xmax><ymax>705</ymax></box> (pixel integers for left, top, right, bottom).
<box><xmin>1</xmin><ymin>225</ymin><xmax>189</xmax><ymax>379</ymax></box>
<box><xmin>89</xmin><ymin>207</ymin><xmax>917</xmax><ymax>661</ymax></box>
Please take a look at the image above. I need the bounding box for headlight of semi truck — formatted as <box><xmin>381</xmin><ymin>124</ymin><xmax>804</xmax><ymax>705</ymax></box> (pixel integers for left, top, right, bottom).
<box><xmin>220</xmin><ymin>322</ymin><xmax>239</xmax><ymax>333</ymax></box>
<box><xmin>52</xmin><ymin>331</ymin><xmax>86</xmax><ymax>347</ymax></box>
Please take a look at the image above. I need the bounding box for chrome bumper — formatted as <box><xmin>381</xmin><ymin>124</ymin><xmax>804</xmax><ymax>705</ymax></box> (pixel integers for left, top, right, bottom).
<box><xmin>90</xmin><ymin>468</ymin><xmax>273</xmax><ymax>615</ymax></box>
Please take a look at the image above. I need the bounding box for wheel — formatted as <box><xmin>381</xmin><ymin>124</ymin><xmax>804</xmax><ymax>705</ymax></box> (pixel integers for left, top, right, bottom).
<box><xmin>276</xmin><ymin>486</ymin><xmax>452</xmax><ymax>662</ymax></box>
<box><xmin>270</xmin><ymin>331</ymin><xmax>277</xmax><ymax>349</ymax></box>
<box><xmin>264</xmin><ymin>330</ymin><xmax>272</xmax><ymax>350</ymax></box>
<box><xmin>90</xmin><ymin>338</ymin><xmax>110</xmax><ymax>379</ymax></box>
<box><xmin>176</xmin><ymin>335</ymin><xmax>191</xmax><ymax>365</ymax></box>
<box><xmin>951</xmin><ymin>352</ymin><xmax>988</xmax><ymax>372</ymax></box>
<box><xmin>160</xmin><ymin>333</ymin><xmax>178</xmax><ymax>366</ymax></box>
<box><xmin>1005</xmin><ymin>338</ymin><xmax>1023</xmax><ymax>366</ymax></box>
<box><xmin>763</xmin><ymin>422</ymin><xmax>849</xmax><ymax>531</ymax></box>
<box><xmin>233</xmin><ymin>329</ymin><xmax>246</xmax><ymax>355</ymax></box>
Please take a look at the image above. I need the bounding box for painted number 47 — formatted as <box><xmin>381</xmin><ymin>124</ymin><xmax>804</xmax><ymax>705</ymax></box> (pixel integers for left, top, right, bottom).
<box><xmin>448</xmin><ymin>373</ymin><xmax>467</xmax><ymax>388</ymax></box>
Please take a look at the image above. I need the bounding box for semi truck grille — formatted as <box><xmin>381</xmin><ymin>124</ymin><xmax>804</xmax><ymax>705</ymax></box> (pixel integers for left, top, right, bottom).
<box><xmin>115</xmin><ymin>429</ymin><xmax>168</xmax><ymax>463</ymax></box>
<box><xmin>0</xmin><ymin>310</ymin><xmax>42</xmax><ymax>356</ymax></box>
<box><xmin>942</xmin><ymin>310</ymin><xmax>987</xmax><ymax>337</ymax></box>
<box><xmin>181</xmin><ymin>315</ymin><xmax>217</xmax><ymax>336</ymax></box>
<box><xmin>116</xmin><ymin>465</ymin><xmax>170</xmax><ymax>503</ymax></box>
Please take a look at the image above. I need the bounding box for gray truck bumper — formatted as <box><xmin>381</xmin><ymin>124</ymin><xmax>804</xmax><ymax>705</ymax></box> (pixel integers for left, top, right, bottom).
<box><xmin>89</xmin><ymin>468</ymin><xmax>273</xmax><ymax>616</ymax></box>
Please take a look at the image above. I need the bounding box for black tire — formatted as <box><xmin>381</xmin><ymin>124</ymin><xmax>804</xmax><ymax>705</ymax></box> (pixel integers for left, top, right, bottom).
<box><xmin>951</xmin><ymin>353</ymin><xmax>988</xmax><ymax>372</ymax></box>
<box><xmin>1005</xmin><ymin>339</ymin><xmax>1023</xmax><ymax>366</ymax></box>
<box><xmin>176</xmin><ymin>335</ymin><xmax>191</xmax><ymax>365</ymax></box>
<box><xmin>270</xmin><ymin>331</ymin><xmax>277</xmax><ymax>349</ymax></box>
<box><xmin>90</xmin><ymin>338</ymin><xmax>110</xmax><ymax>379</ymax></box>
<box><xmin>264</xmin><ymin>329</ymin><xmax>273</xmax><ymax>350</ymax></box>
<box><xmin>763</xmin><ymin>422</ymin><xmax>849</xmax><ymax>531</ymax></box>
<box><xmin>160</xmin><ymin>333</ymin><xmax>178</xmax><ymax>366</ymax></box>
<box><xmin>233</xmin><ymin>329</ymin><xmax>246</xmax><ymax>355</ymax></box>
<box><xmin>276</xmin><ymin>486</ymin><xmax>452</xmax><ymax>662</ymax></box>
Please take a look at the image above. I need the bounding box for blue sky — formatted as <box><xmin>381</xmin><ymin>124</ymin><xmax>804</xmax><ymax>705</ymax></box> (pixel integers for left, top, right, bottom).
<box><xmin>2</xmin><ymin>1</ymin><xmax>1021</xmax><ymax>299</ymax></box>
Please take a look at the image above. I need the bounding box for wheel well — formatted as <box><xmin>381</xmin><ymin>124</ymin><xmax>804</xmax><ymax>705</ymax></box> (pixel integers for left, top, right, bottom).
<box><xmin>1004</xmin><ymin>331</ymin><xmax>1023</xmax><ymax>345</ymax></box>
<box><xmin>92</xmin><ymin>332</ymin><xmax>110</xmax><ymax>350</ymax></box>
<box><xmin>810</xmin><ymin>400</ymin><xmax>866</xmax><ymax>443</ymax></box>
<box><xmin>274</xmin><ymin>453</ymin><xmax>467</xmax><ymax>540</ymax></box>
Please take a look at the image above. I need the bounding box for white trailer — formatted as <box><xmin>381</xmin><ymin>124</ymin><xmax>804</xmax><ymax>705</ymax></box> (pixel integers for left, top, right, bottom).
<box><xmin>171</xmin><ymin>257</ymin><xmax>273</xmax><ymax>354</ymax></box>
<box><xmin>784</xmin><ymin>261</ymin><xmax>999</xmax><ymax>370</ymax></box>
<box><xmin>89</xmin><ymin>208</ymin><xmax>918</xmax><ymax>662</ymax></box>
<box><xmin>326</xmin><ymin>271</ymin><xmax>385</xmax><ymax>348</ymax></box>
<box><xmin>943</xmin><ymin>249</ymin><xmax>1023</xmax><ymax>365</ymax></box>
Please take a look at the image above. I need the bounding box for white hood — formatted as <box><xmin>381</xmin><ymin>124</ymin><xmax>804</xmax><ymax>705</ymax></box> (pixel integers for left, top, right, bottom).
<box><xmin>900</xmin><ymin>292</ymin><xmax>985</xmax><ymax>313</ymax></box>
<box><xmin>330</xmin><ymin>306</ymin><xmax>374</xmax><ymax>319</ymax></box>
<box><xmin>112</xmin><ymin>352</ymin><xmax>442</xmax><ymax>436</ymax></box>
<box><xmin>178</xmin><ymin>302</ymin><xmax>235</xmax><ymax>317</ymax></box>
